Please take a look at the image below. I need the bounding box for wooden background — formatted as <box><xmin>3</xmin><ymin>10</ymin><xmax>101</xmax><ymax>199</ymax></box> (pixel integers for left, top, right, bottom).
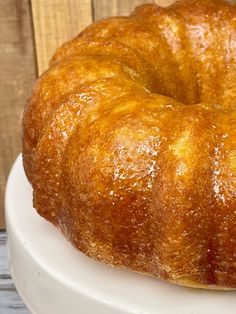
<box><xmin>0</xmin><ymin>0</ymin><xmax>183</xmax><ymax>230</ymax></box>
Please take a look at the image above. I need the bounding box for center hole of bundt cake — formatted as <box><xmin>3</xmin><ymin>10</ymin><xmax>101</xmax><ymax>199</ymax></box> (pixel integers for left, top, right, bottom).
<box><xmin>156</xmin><ymin>82</ymin><xmax>201</xmax><ymax>106</ymax></box>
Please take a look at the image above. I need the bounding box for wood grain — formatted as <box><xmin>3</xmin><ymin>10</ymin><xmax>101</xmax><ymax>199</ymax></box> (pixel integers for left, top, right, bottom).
<box><xmin>93</xmin><ymin>0</ymin><xmax>153</xmax><ymax>19</ymax></box>
<box><xmin>0</xmin><ymin>0</ymin><xmax>36</xmax><ymax>230</ymax></box>
<box><xmin>93</xmin><ymin>0</ymin><xmax>176</xmax><ymax>20</ymax></box>
<box><xmin>0</xmin><ymin>232</ymin><xmax>29</xmax><ymax>313</ymax></box>
<box><xmin>31</xmin><ymin>0</ymin><xmax>93</xmax><ymax>75</ymax></box>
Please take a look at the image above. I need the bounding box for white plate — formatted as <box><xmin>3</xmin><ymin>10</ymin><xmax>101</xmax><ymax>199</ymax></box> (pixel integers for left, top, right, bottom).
<box><xmin>5</xmin><ymin>155</ymin><xmax>236</xmax><ymax>314</ymax></box>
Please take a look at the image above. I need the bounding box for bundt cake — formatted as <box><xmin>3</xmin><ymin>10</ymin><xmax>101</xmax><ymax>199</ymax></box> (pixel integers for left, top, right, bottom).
<box><xmin>22</xmin><ymin>0</ymin><xmax>236</xmax><ymax>289</ymax></box>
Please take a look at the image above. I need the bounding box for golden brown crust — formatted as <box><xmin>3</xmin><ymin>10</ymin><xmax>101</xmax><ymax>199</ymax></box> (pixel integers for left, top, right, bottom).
<box><xmin>22</xmin><ymin>0</ymin><xmax>236</xmax><ymax>289</ymax></box>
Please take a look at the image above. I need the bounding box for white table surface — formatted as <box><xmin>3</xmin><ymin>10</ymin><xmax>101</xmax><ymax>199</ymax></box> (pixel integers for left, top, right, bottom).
<box><xmin>0</xmin><ymin>231</ymin><xmax>29</xmax><ymax>314</ymax></box>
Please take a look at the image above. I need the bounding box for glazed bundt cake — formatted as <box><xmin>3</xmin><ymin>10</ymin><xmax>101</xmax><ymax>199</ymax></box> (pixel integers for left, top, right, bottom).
<box><xmin>22</xmin><ymin>0</ymin><xmax>236</xmax><ymax>289</ymax></box>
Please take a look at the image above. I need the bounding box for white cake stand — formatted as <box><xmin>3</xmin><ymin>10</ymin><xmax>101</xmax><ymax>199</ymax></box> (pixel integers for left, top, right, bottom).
<box><xmin>5</xmin><ymin>155</ymin><xmax>236</xmax><ymax>314</ymax></box>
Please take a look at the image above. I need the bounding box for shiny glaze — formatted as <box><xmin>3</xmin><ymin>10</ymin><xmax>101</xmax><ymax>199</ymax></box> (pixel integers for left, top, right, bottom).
<box><xmin>22</xmin><ymin>0</ymin><xmax>236</xmax><ymax>288</ymax></box>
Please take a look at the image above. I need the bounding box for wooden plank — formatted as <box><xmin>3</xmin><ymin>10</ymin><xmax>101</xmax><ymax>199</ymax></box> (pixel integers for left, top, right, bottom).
<box><xmin>93</xmin><ymin>0</ymin><xmax>153</xmax><ymax>19</ymax></box>
<box><xmin>0</xmin><ymin>292</ymin><xmax>30</xmax><ymax>314</ymax></box>
<box><xmin>93</xmin><ymin>0</ymin><xmax>177</xmax><ymax>20</ymax></box>
<box><xmin>0</xmin><ymin>0</ymin><xmax>36</xmax><ymax>230</ymax></box>
<box><xmin>0</xmin><ymin>233</ymin><xmax>10</xmax><ymax>277</ymax></box>
<box><xmin>31</xmin><ymin>0</ymin><xmax>93</xmax><ymax>75</ymax></box>
<box><xmin>0</xmin><ymin>232</ymin><xmax>30</xmax><ymax>313</ymax></box>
